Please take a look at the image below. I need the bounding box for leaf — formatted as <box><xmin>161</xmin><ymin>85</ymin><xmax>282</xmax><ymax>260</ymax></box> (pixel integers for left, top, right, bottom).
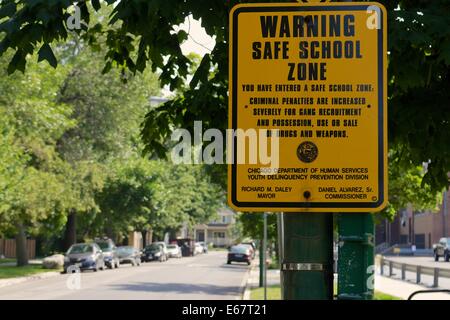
<box><xmin>0</xmin><ymin>2</ymin><xmax>16</xmax><ymax>19</ymax></box>
<box><xmin>7</xmin><ymin>50</ymin><xmax>26</xmax><ymax>74</ymax></box>
<box><xmin>91</xmin><ymin>0</ymin><xmax>101</xmax><ymax>11</ymax></box>
<box><xmin>37</xmin><ymin>44</ymin><xmax>57</xmax><ymax>68</ymax></box>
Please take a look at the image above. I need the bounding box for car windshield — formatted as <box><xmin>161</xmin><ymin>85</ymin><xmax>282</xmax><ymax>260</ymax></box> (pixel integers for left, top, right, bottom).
<box><xmin>230</xmin><ymin>246</ymin><xmax>248</xmax><ymax>254</ymax></box>
<box><xmin>96</xmin><ymin>242</ymin><xmax>112</xmax><ymax>252</ymax></box>
<box><xmin>145</xmin><ymin>244</ymin><xmax>160</xmax><ymax>251</ymax></box>
<box><xmin>68</xmin><ymin>244</ymin><xmax>93</xmax><ymax>254</ymax></box>
<box><xmin>117</xmin><ymin>247</ymin><xmax>133</xmax><ymax>254</ymax></box>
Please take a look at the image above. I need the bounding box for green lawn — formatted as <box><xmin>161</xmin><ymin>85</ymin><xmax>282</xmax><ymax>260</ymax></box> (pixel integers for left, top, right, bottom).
<box><xmin>0</xmin><ymin>258</ymin><xmax>16</xmax><ymax>264</ymax></box>
<box><xmin>250</xmin><ymin>285</ymin><xmax>401</xmax><ymax>300</ymax></box>
<box><xmin>0</xmin><ymin>264</ymin><xmax>60</xmax><ymax>279</ymax></box>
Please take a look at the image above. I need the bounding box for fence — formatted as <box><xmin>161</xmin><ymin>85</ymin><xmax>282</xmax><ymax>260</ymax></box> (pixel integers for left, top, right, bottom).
<box><xmin>0</xmin><ymin>239</ymin><xmax>36</xmax><ymax>259</ymax></box>
<box><xmin>377</xmin><ymin>256</ymin><xmax>450</xmax><ymax>288</ymax></box>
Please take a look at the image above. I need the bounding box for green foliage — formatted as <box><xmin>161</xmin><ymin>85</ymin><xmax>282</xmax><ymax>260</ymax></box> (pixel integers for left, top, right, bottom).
<box><xmin>1</xmin><ymin>1</ymin><xmax>449</xmax><ymax>195</ymax></box>
<box><xmin>91</xmin><ymin>159</ymin><xmax>224</xmax><ymax>240</ymax></box>
<box><xmin>238</xmin><ymin>213</ymin><xmax>278</xmax><ymax>244</ymax></box>
<box><xmin>0</xmin><ymin>1</ymin><xmax>449</xmax><ymax>238</ymax></box>
<box><xmin>0</xmin><ymin>54</ymin><xmax>74</xmax><ymax>237</ymax></box>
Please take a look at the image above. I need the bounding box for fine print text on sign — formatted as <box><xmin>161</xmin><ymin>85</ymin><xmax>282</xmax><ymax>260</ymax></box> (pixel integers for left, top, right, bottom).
<box><xmin>228</xmin><ymin>2</ymin><xmax>387</xmax><ymax>212</ymax></box>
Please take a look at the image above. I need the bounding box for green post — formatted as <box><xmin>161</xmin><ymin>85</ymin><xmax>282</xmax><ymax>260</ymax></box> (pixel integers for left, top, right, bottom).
<box><xmin>280</xmin><ymin>213</ymin><xmax>334</xmax><ymax>300</ymax></box>
<box><xmin>337</xmin><ymin>213</ymin><xmax>375</xmax><ymax>300</ymax></box>
<box><xmin>259</xmin><ymin>239</ymin><xmax>264</xmax><ymax>287</ymax></box>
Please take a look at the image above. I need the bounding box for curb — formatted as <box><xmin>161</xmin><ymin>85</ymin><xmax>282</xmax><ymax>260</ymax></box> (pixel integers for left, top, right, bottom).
<box><xmin>242</xmin><ymin>263</ymin><xmax>257</xmax><ymax>300</ymax></box>
<box><xmin>0</xmin><ymin>271</ymin><xmax>61</xmax><ymax>289</ymax></box>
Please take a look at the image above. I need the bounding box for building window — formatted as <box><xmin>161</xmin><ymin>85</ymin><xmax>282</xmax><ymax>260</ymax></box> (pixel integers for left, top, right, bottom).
<box><xmin>214</xmin><ymin>232</ymin><xmax>225</xmax><ymax>238</ymax></box>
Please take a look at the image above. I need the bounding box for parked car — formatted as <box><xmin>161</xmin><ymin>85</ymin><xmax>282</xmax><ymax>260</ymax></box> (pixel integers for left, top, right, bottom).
<box><xmin>172</xmin><ymin>238</ymin><xmax>196</xmax><ymax>257</ymax></box>
<box><xmin>141</xmin><ymin>243</ymin><xmax>168</xmax><ymax>262</ymax></box>
<box><xmin>64</xmin><ymin>243</ymin><xmax>105</xmax><ymax>273</ymax></box>
<box><xmin>198</xmin><ymin>242</ymin><xmax>208</xmax><ymax>254</ymax></box>
<box><xmin>153</xmin><ymin>241</ymin><xmax>170</xmax><ymax>259</ymax></box>
<box><xmin>95</xmin><ymin>238</ymin><xmax>120</xmax><ymax>269</ymax></box>
<box><xmin>242</xmin><ymin>241</ymin><xmax>256</xmax><ymax>251</ymax></box>
<box><xmin>167</xmin><ymin>244</ymin><xmax>182</xmax><ymax>258</ymax></box>
<box><xmin>117</xmin><ymin>246</ymin><xmax>141</xmax><ymax>266</ymax></box>
<box><xmin>239</xmin><ymin>243</ymin><xmax>255</xmax><ymax>260</ymax></box>
<box><xmin>227</xmin><ymin>245</ymin><xmax>252</xmax><ymax>265</ymax></box>
<box><xmin>433</xmin><ymin>237</ymin><xmax>450</xmax><ymax>261</ymax></box>
<box><xmin>194</xmin><ymin>242</ymin><xmax>204</xmax><ymax>255</ymax></box>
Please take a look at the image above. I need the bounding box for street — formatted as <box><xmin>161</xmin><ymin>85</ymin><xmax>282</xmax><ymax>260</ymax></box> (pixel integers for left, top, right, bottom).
<box><xmin>386</xmin><ymin>256</ymin><xmax>450</xmax><ymax>270</ymax></box>
<box><xmin>0</xmin><ymin>251</ymin><xmax>250</xmax><ymax>300</ymax></box>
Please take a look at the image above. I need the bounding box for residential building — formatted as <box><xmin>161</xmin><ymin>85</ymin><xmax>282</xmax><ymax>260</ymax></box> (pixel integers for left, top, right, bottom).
<box><xmin>193</xmin><ymin>208</ymin><xmax>237</xmax><ymax>247</ymax></box>
<box><xmin>376</xmin><ymin>191</ymin><xmax>450</xmax><ymax>249</ymax></box>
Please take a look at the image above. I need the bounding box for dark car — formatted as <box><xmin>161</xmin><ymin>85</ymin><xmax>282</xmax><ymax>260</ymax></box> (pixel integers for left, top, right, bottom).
<box><xmin>117</xmin><ymin>246</ymin><xmax>141</xmax><ymax>266</ymax></box>
<box><xmin>227</xmin><ymin>245</ymin><xmax>252</xmax><ymax>265</ymax></box>
<box><xmin>242</xmin><ymin>241</ymin><xmax>256</xmax><ymax>251</ymax></box>
<box><xmin>141</xmin><ymin>243</ymin><xmax>168</xmax><ymax>262</ymax></box>
<box><xmin>239</xmin><ymin>243</ymin><xmax>255</xmax><ymax>260</ymax></box>
<box><xmin>64</xmin><ymin>243</ymin><xmax>105</xmax><ymax>273</ymax></box>
<box><xmin>95</xmin><ymin>238</ymin><xmax>120</xmax><ymax>269</ymax></box>
<box><xmin>171</xmin><ymin>238</ymin><xmax>196</xmax><ymax>257</ymax></box>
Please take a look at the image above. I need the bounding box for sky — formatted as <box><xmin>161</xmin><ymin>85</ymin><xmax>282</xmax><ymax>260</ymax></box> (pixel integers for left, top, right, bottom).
<box><xmin>177</xmin><ymin>15</ymin><xmax>216</xmax><ymax>56</ymax></box>
<box><xmin>159</xmin><ymin>16</ymin><xmax>216</xmax><ymax>98</ymax></box>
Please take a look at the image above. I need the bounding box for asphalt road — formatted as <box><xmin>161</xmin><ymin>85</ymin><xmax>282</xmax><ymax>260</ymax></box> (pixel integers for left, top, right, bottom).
<box><xmin>387</xmin><ymin>256</ymin><xmax>450</xmax><ymax>269</ymax></box>
<box><xmin>0</xmin><ymin>251</ymin><xmax>250</xmax><ymax>300</ymax></box>
<box><xmin>381</xmin><ymin>255</ymin><xmax>450</xmax><ymax>290</ymax></box>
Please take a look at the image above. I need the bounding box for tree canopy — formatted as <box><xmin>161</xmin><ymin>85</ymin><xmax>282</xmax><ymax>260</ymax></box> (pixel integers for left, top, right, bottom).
<box><xmin>1</xmin><ymin>1</ymin><xmax>448</xmax><ymax>200</ymax></box>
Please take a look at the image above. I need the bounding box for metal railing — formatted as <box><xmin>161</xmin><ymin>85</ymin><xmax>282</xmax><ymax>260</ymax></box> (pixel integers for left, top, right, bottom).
<box><xmin>377</xmin><ymin>256</ymin><xmax>450</xmax><ymax>288</ymax></box>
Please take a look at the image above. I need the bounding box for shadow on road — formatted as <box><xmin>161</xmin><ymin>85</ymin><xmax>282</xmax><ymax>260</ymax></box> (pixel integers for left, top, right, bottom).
<box><xmin>107</xmin><ymin>282</ymin><xmax>241</xmax><ymax>296</ymax></box>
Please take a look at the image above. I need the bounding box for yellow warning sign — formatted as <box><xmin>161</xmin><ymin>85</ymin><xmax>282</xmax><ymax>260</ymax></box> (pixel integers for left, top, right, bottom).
<box><xmin>228</xmin><ymin>2</ymin><xmax>388</xmax><ymax>212</ymax></box>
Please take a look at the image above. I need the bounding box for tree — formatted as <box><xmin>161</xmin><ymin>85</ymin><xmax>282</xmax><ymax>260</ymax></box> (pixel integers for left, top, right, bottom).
<box><xmin>90</xmin><ymin>157</ymin><xmax>223</xmax><ymax>243</ymax></box>
<box><xmin>0</xmin><ymin>55</ymin><xmax>74</xmax><ymax>265</ymax></box>
<box><xmin>1</xmin><ymin>1</ymin><xmax>449</xmax><ymax>219</ymax></box>
<box><xmin>53</xmin><ymin>35</ymin><xmax>160</xmax><ymax>249</ymax></box>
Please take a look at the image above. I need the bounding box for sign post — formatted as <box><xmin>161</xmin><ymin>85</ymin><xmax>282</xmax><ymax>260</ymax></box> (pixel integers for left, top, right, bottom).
<box><xmin>228</xmin><ymin>2</ymin><xmax>387</xmax><ymax>299</ymax></box>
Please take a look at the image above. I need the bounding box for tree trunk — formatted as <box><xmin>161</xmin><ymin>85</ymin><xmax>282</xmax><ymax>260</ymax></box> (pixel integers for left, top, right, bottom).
<box><xmin>142</xmin><ymin>230</ymin><xmax>147</xmax><ymax>248</ymax></box>
<box><xmin>15</xmin><ymin>223</ymin><xmax>28</xmax><ymax>266</ymax></box>
<box><xmin>64</xmin><ymin>211</ymin><xmax>77</xmax><ymax>250</ymax></box>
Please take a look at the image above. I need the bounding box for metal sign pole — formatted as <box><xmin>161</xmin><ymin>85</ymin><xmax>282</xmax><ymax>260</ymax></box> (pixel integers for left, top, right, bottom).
<box><xmin>337</xmin><ymin>213</ymin><xmax>375</xmax><ymax>300</ymax></box>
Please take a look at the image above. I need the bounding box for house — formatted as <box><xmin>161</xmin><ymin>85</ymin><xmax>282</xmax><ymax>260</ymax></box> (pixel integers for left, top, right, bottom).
<box><xmin>193</xmin><ymin>208</ymin><xmax>237</xmax><ymax>248</ymax></box>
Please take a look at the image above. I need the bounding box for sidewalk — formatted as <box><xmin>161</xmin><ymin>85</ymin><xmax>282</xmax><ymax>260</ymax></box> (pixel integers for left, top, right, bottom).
<box><xmin>243</xmin><ymin>260</ymin><xmax>280</xmax><ymax>300</ymax></box>
<box><xmin>243</xmin><ymin>263</ymin><xmax>450</xmax><ymax>300</ymax></box>
<box><xmin>375</xmin><ymin>276</ymin><xmax>450</xmax><ymax>300</ymax></box>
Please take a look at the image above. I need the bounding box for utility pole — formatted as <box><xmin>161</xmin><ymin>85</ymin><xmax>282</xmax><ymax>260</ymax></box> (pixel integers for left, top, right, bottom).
<box><xmin>279</xmin><ymin>213</ymin><xmax>334</xmax><ymax>300</ymax></box>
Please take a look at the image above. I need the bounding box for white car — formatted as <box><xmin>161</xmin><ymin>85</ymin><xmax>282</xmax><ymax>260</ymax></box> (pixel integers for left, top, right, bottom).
<box><xmin>166</xmin><ymin>244</ymin><xmax>182</xmax><ymax>258</ymax></box>
<box><xmin>152</xmin><ymin>241</ymin><xmax>170</xmax><ymax>259</ymax></box>
<box><xmin>194</xmin><ymin>242</ymin><xmax>204</xmax><ymax>255</ymax></box>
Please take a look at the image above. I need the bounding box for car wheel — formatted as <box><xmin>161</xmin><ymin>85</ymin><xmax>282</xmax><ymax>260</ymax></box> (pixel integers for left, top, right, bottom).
<box><xmin>227</xmin><ymin>261</ymin><xmax>231</xmax><ymax>265</ymax></box>
<box><xmin>435</xmin><ymin>253</ymin><xmax>439</xmax><ymax>261</ymax></box>
<box><xmin>446</xmin><ymin>253</ymin><xmax>450</xmax><ymax>262</ymax></box>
